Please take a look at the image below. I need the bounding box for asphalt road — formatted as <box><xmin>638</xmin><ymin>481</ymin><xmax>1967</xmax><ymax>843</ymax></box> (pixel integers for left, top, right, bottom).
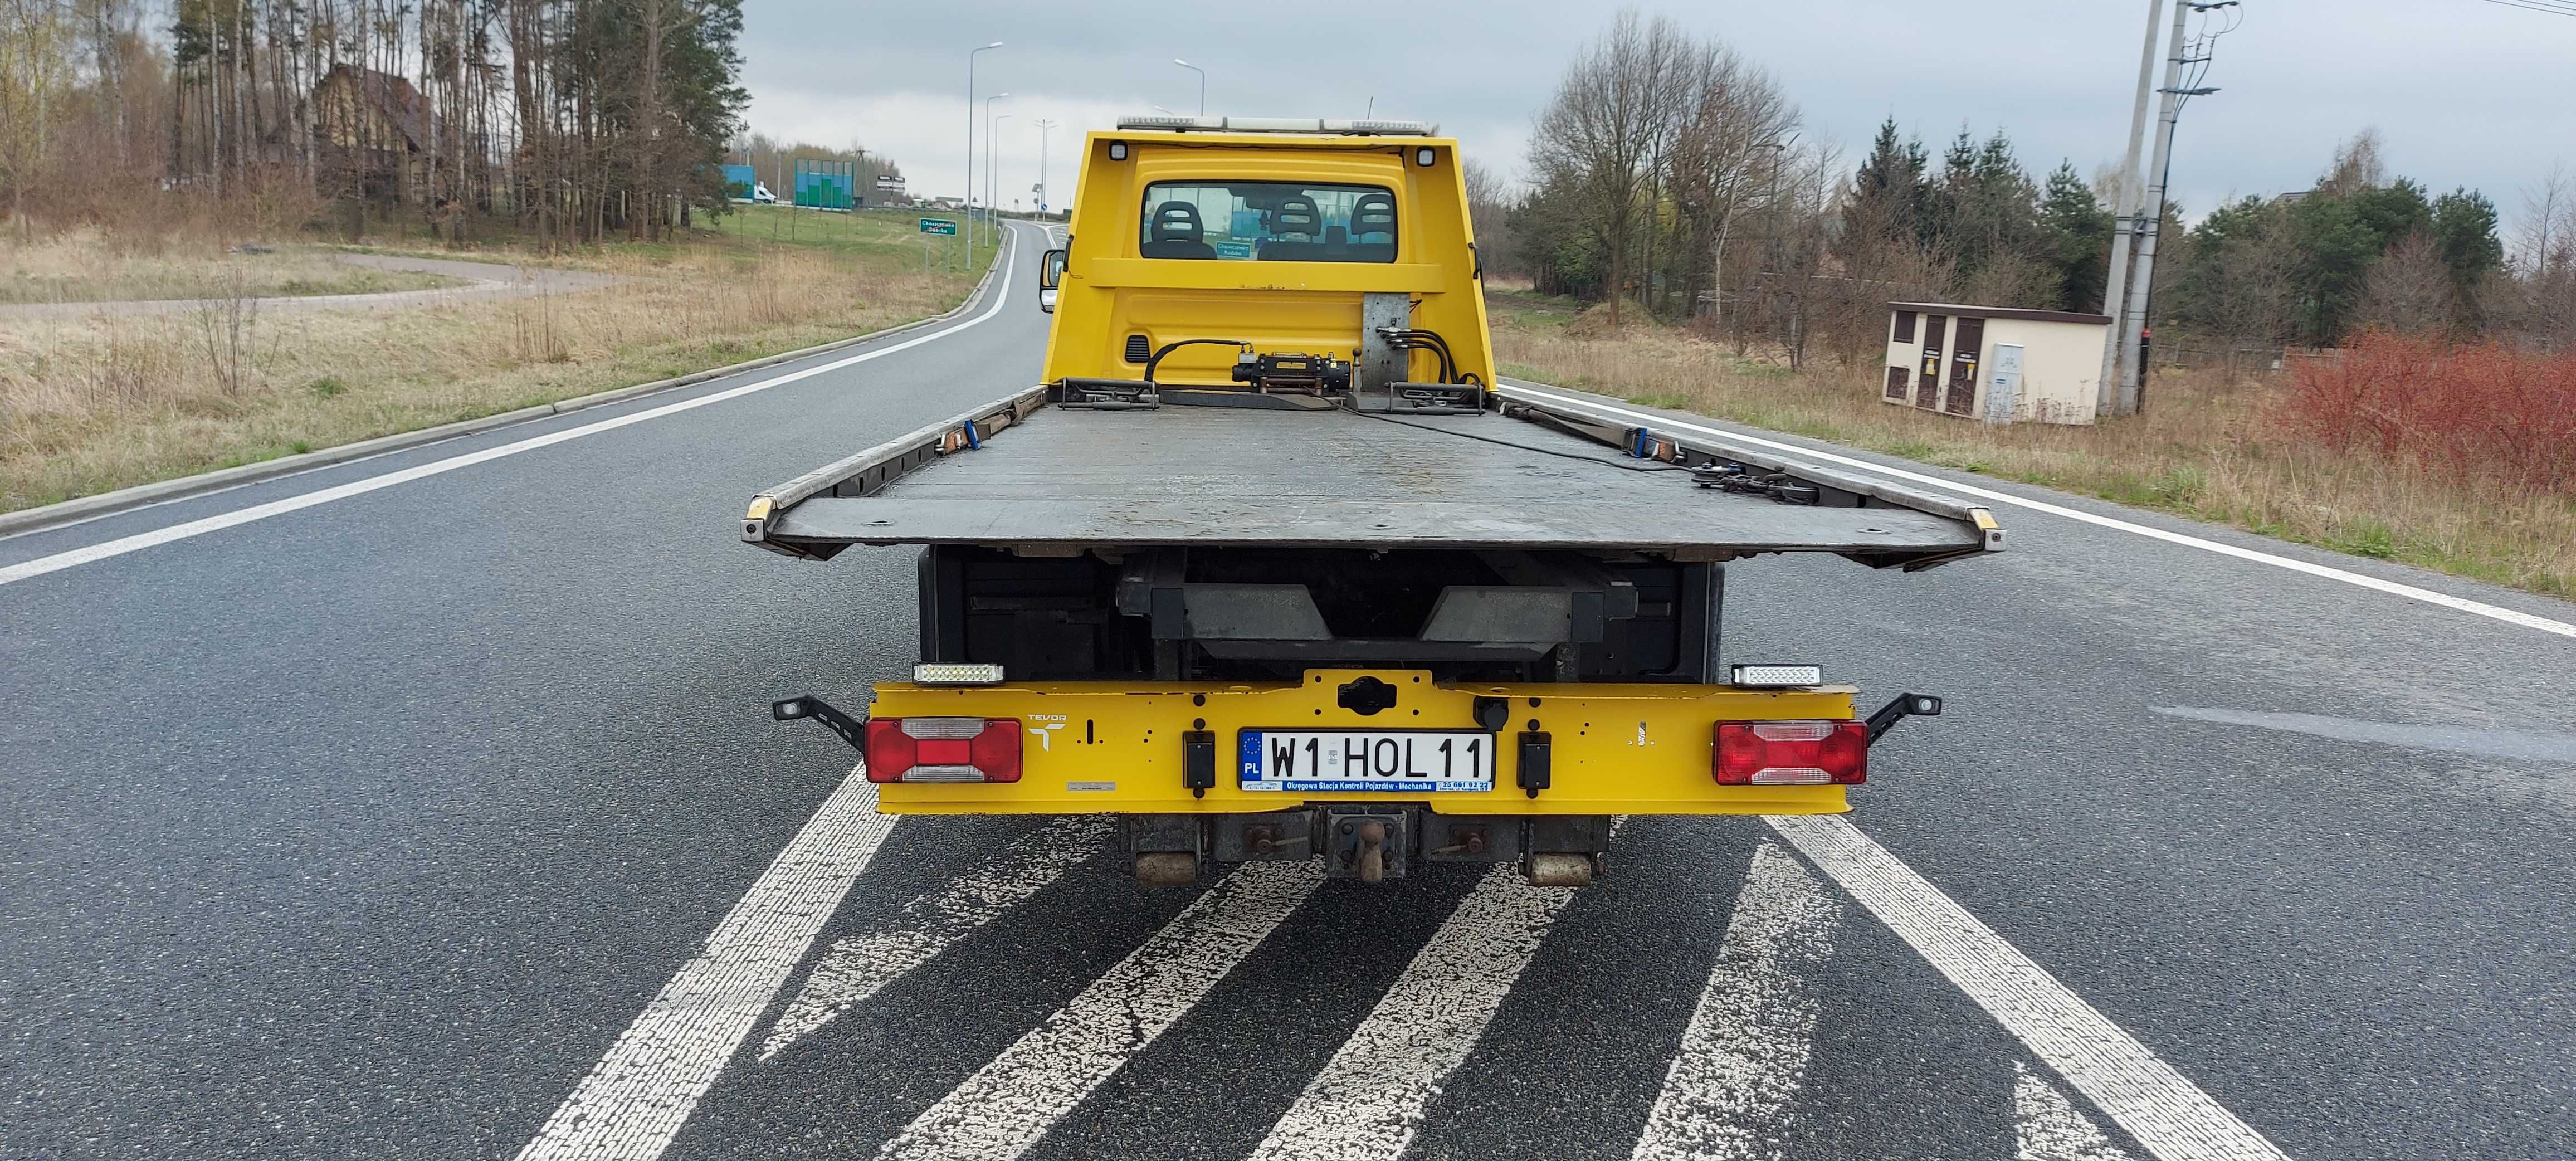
<box><xmin>4</xmin><ymin>219</ymin><xmax>2570</xmax><ymax>1161</ymax></box>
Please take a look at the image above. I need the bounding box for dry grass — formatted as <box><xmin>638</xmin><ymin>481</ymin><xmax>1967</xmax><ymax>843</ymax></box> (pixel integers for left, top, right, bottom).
<box><xmin>1490</xmin><ymin>292</ymin><xmax>2576</xmax><ymax>599</ymax></box>
<box><xmin>0</xmin><ymin>228</ymin><xmax>973</xmax><ymax>511</ymax></box>
<box><xmin>0</xmin><ymin>231</ymin><xmax>460</xmax><ymax>303</ymax></box>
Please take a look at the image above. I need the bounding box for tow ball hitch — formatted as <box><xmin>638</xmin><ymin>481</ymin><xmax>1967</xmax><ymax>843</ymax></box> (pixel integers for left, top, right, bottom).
<box><xmin>1865</xmin><ymin>693</ymin><xmax>1944</xmax><ymax>743</ymax></box>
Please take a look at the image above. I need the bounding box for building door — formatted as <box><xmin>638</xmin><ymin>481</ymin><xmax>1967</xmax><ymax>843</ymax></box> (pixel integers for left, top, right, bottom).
<box><xmin>1916</xmin><ymin>315</ymin><xmax>1946</xmax><ymax>409</ymax></box>
<box><xmin>1944</xmin><ymin>317</ymin><xmax>1984</xmax><ymax>415</ymax></box>
<box><xmin>1985</xmin><ymin>343</ymin><xmax>2024</xmax><ymax>423</ymax></box>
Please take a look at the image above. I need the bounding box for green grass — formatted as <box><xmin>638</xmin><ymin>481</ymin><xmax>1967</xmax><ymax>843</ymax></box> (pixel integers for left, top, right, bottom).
<box><xmin>1482</xmin><ymin>287</ymin><xmax>1583</xmax><ymax>333</ymax></box>
<box><xmin>706</xmin><ymin>206</ymin><xmax>982</xmax><ymax>269</ymax></box>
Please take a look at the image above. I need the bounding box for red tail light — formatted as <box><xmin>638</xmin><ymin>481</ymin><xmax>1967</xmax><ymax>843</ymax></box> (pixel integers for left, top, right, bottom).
<box><xmin>1715</xmin><ymin>720</ymin><xmax>1867</xmax><ymax>785</ymax></box>
<box><xmin>863</xmin><ymin>717</ymin><xmax>1022</xmax><ymax>783</ymax></box>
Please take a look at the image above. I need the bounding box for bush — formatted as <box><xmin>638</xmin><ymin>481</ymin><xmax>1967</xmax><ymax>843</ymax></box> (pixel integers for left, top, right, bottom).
<box><xmin>2276</xmin><ymin>330</ymin><xmax>2576</xmax><ymax>493</ymax></box>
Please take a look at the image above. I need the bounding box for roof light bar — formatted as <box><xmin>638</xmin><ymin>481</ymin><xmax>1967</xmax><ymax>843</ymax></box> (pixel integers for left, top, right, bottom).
<box><xmin>1111</xmin><ymin>115</ymin><xmax>1438</xmax><ymax>136</ymax></box>
<box><xmin>913</xmin><ymin>663</ymin><xmax>1006</xmax><ymax>686</ymax></box>
<box><xmin>1730</xmin><ymin>664</ymin><xmax>1824</xmax><ymax>689</ymax></box>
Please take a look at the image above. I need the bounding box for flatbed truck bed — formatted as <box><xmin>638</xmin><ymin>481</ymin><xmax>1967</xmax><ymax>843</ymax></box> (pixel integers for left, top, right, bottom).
<box><xmin>748</xmin><ymin>389</ymin><xmax>1998</xmax><ymax>565</ymax></box>
<box><xmin>745</xmin><ymin>116</ymin><xmax>1998</xmax><ymax>889</ymax></box>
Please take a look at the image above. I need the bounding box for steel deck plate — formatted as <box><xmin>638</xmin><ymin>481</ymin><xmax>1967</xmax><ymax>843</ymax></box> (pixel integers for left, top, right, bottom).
<box><xmin>763</xmin><ymin>405</ymin><xmax>1980</xmax><ymax>554</ymax></box>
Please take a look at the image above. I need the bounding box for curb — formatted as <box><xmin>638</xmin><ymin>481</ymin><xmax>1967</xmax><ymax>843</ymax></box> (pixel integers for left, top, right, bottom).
<box><xmin>0</xmin><ymin>227</ymin><xmax>1017</xmax><ymax>539</ymax></box>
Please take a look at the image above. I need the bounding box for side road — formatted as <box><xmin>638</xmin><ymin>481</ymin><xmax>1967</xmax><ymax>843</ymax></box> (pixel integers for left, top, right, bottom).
<box><xmin>0</xmin><ymin>252</ymin><xmax>619</xmax><ymax>320</ymax></box>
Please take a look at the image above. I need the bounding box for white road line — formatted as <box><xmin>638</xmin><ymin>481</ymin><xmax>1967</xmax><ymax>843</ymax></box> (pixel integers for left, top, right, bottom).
<box><xmin>515</xmin><ymin>768</ymin><xmax>900</xmax><ymax>1161</ymax></box>
<box><xmin>1500</xmin><ymin>383</ymin><xmax>2576</xmax><ymax>641</ymax></box>
<box><xmin>877</xmin><ymin>860</ymin><xmax>1327</xmax><ymax>1161</ymax></box>
<box><xmin>0</xmin><ymin>226</ymin><xmax>1023</xmax><ymax>589</ymax></box>
<box><xmin>2017</xmin><ymin>1060</ymin><xmax>2141</xmax><ymax>1161</ymax></box>
<box><xmin>758</xmin><ymin>815</ymin><xmax>1110</xmax><ymax>1060</ymax></box>
<box><xmin>1629</xmin><ymin>839</ymin><xmax>1842</xmax><ymax>1161</ymax></box>
<box><xmin>1765</xmin><ymin>814</ymin><xmax>2290</xmax><ymax>1161</ymax></box>
<box><xmin>1246</xmin><ymin>866</ymin><xmax>1589</xmax><ymax>1161</ymax></box>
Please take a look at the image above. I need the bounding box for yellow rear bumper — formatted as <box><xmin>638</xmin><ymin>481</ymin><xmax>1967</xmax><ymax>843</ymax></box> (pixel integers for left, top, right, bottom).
<box><xmin>868</xmin><ymin>669</ymin><xmax>1855</xmax><ymax>816</ymax></box>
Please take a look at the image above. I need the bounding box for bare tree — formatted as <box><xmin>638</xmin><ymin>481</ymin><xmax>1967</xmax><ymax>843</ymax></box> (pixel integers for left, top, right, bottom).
<box><xmin>1664</xmin><ymin>46</ymin><xmax>1796</xmax><ymax>336</ymax></box>
<box><xmin>2318</xmin><ymin>128</ymin><xmax>2385</xmax><ymax>195</ymax></box>
<box><xmin>2511</xmin><ymin>164</ymin><xmax>2576</xmax><ymax>349</ymax></box>
<box><xmin>1528</xmin><ymin>8</ymin><xmax>1701</xmax><ymax>327</ymax></box>
<box><xmin>2356</xmin><ymin>230</ymin><xmax>2455</xmax><ymax>334</ymax></box>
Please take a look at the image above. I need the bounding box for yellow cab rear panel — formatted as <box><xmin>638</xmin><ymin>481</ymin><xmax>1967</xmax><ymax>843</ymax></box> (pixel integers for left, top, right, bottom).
<box><xmin>1043</xmin><ymin>123</ymin><xmax>1496</xmax><ymax>391</ymax></box>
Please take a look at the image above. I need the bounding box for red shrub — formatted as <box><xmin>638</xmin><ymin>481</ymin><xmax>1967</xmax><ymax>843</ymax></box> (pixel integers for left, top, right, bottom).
<box><xmin>2277</xmin><ymin>331</ymin><xmax>2576</xmax><ymax>493</ymax></box>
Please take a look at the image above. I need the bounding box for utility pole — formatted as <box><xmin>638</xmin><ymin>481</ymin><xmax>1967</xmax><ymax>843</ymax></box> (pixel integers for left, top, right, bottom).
<box><xmin>2096</xmin><ymin>0</ymin><xmax>2166</xmax><ymax>416</ymax></box>
<box><xmin>2112</xmin><ymin>1</ymin><xmax>2230</xmax><ymax>415</ymax></box>
<box><xmin>1175</xmin><ymin>59</ymin><xmax>1206</xmax><ymax>115</ymax></box>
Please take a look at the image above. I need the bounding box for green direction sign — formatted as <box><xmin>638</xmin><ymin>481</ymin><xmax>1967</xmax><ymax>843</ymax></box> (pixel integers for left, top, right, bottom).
<box><xmin>918</xmin><ymin>218</ymin><xmax>959</xmax><ymax>236</ymax></box>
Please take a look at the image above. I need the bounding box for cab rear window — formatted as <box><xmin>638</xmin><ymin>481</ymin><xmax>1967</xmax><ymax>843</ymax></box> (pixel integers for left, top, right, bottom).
<box><xmin>1139</xmin><ymin>181</ymin><xmax>1396</xmax><ymax>262</ymax></box>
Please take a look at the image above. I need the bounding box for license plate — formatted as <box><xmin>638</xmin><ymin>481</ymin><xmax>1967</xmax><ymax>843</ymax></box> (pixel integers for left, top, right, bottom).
<box><xmin>1237</xmin><ymin>730</ymin><xmax>1495</xmax><ymax>793</ymax></box>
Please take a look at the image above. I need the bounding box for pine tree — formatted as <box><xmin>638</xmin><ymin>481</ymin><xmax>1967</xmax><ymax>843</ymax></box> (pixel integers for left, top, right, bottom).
<box><xmin>2038</xmin><ymin>161</ymin><xmax>2111</xmax><ymax>312</ymax></box>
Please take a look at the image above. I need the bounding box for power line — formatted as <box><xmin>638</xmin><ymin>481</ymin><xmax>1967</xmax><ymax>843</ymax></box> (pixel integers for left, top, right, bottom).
<box><xmin>2480</xmin><ymin>0</ymin><xmax>2576</xmax><ymax>17</ymax></box>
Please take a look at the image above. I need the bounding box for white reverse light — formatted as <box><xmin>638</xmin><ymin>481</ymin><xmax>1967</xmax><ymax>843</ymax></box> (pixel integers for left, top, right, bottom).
<box><xmin>912</xmin><ymin>663</ymin><xmax>1006</xmax><ymax>687</ymax></box>
<box><xmin>1730</xmin><ymin>664</ymin><xmax>1824</xmax><ymax>689</ymax></box>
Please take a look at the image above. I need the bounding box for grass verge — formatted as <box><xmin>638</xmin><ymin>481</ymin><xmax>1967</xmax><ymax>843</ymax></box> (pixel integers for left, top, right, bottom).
<box><xmin>0</xmin><ymin>206</ymin><xmax>978</xmax><ymax>512</ymax></box>
<box><xmin>1487</xmin><ymin>289</ymin><xmax>2576</xmax><ymax>600</ymax></box>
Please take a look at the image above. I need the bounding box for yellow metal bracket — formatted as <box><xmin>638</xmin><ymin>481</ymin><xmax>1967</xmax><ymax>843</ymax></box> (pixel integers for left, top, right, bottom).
<box><xmin>870</xmin><ymin>669</ymin><xmax>1855</xmax><ymax>817</ymax></box>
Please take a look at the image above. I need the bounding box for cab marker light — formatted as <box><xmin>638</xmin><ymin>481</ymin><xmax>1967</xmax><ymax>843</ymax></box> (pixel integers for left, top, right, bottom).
<box><xmin>913</xmin><ymin>663</ymin><xmax>1006</xmax><ymax>686</ymax></box>
<box><xmin>1108</xmin><ymin>140</ymin><xmax>1129</xmax><ymax>161</ymax></box>
<box><xmin>1730</xmin><ymin>664</ymin><xmax>1824</xmax><ymax>688</ymax></box>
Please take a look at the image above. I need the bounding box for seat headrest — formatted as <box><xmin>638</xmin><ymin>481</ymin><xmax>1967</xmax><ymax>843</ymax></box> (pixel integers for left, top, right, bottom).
<box><xmin>1352</xmin><ymin>193</ymin><xmax>1396</xmax><ymax>237</ymax></box>
<box><xmin>1151</xmin><ymin>201</ymin><xmax>1204</xmax><ymax>242</ymax></box>
<box><xmin>1274</xmin><ymin>195</ymin><xmax>1322</xmax><ymax>239</ymax></box>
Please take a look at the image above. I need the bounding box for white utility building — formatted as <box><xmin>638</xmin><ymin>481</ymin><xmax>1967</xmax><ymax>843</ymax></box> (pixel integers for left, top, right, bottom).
<box><xmin>1880</xmin><ymin>302</ymin><xmax>2110</xmax><ymax>425</ymax></box>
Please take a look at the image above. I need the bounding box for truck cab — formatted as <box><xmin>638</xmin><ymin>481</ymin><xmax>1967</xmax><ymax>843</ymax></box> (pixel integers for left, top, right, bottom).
<box><xmin>1039</xmin><ymin>117</ymin><xmax>1494</xmax><ymax>408</ymax></box>
<box><xmin>750</xmin><ymin>116</ymin><xmax>1996</xmax><ymax>888</ymax></box>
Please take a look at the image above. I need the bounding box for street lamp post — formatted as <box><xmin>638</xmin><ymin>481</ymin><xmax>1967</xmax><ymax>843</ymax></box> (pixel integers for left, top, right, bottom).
<box><xmin>984</xmin><ymin>94</ymin><xmax>1009</xmax><ymax>247</ymax></box>
<box><xmin>965</xmin><ymin>41</ymin><xmax>1001</xmax><ymax>270</ymax></box>
<box><xmin>988</xmin><ymin>112</ymin><xmax>1012</xmax><ymax>231</ymax></box>
<box><xmin>1174</xmin><ymin>58</ymin><xmax>1206</xmax><ymax>115</ymax></box>
<box><xmin>1032</xmin><ymin>118</ymin><xmax>1058</xmax><ymax>216</ymax></box>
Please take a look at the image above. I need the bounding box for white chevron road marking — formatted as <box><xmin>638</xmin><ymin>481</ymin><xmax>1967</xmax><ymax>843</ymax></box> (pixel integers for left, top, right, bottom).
<box><xmin>514</xmin><ymin>768</ymin><xmax>897</xmax><ymax>1161</ymax></box>
<box><xmin>2017</xmin><ymin>1060</ymin><xmax>2141</xmax><ymax>1161</ymax></box>
<box><xmin>1629</xmin><ymin>838</ymin><xmax>1843</xmax><ymax>1161</ymax></box>
<box><xmin>1245</xmin><ymin>865</ymin><xmax>1590</xmax><ymax>1160</ymax></box>
<box><xmin>875</xmin><ymin>860</ymin><xmax>1328</xmax><ymax>1161</ymax></box>
<box><xmin>760</xmin><ymin>816</ymin><xmax>1110</xmax><ymax>1060</ymax></box>
<box><xmin>1768</xmin><ymin>814</ymin><xmax>2289</xmax><ymax>1161</ymax></box>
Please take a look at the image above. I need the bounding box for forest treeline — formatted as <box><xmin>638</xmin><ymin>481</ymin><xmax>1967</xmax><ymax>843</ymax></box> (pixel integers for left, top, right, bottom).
<box><xmin>1488</xmin><ymin>10</ymin><xmax>2576</xmax><ymax>363</ymax></box>
<box><xmin>0</xmin><ymin>0</ymin><xmax>791</xmax><ymax>247</ymax></box>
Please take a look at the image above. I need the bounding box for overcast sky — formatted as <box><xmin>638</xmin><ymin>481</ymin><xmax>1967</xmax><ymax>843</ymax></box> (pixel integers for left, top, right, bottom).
<box><xmin>741</xmin><ymin>0</ymin><xmax>2575</xmax><ymax>236</ymax></box>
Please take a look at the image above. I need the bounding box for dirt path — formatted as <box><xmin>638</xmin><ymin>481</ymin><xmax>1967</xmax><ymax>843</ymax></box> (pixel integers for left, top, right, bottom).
<box><xmin>0</xmin><ymin>252</ymin><xmax>622</xmax><ymax>320</ymax></box>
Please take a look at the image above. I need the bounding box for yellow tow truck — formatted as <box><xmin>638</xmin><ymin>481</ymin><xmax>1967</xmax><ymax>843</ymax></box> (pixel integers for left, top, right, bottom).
<box><xmin>745</xmin><ymin>116</ymin><xmax>2001</xmax><ymax>886</ymax></box>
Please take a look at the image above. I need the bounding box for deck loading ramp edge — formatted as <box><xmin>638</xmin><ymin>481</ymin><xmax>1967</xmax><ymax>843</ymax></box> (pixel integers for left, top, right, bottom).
<box><xmin>740</xmin><ymin>387</ymin><xmax>2004</xmax><ymax>569</ymax></box>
